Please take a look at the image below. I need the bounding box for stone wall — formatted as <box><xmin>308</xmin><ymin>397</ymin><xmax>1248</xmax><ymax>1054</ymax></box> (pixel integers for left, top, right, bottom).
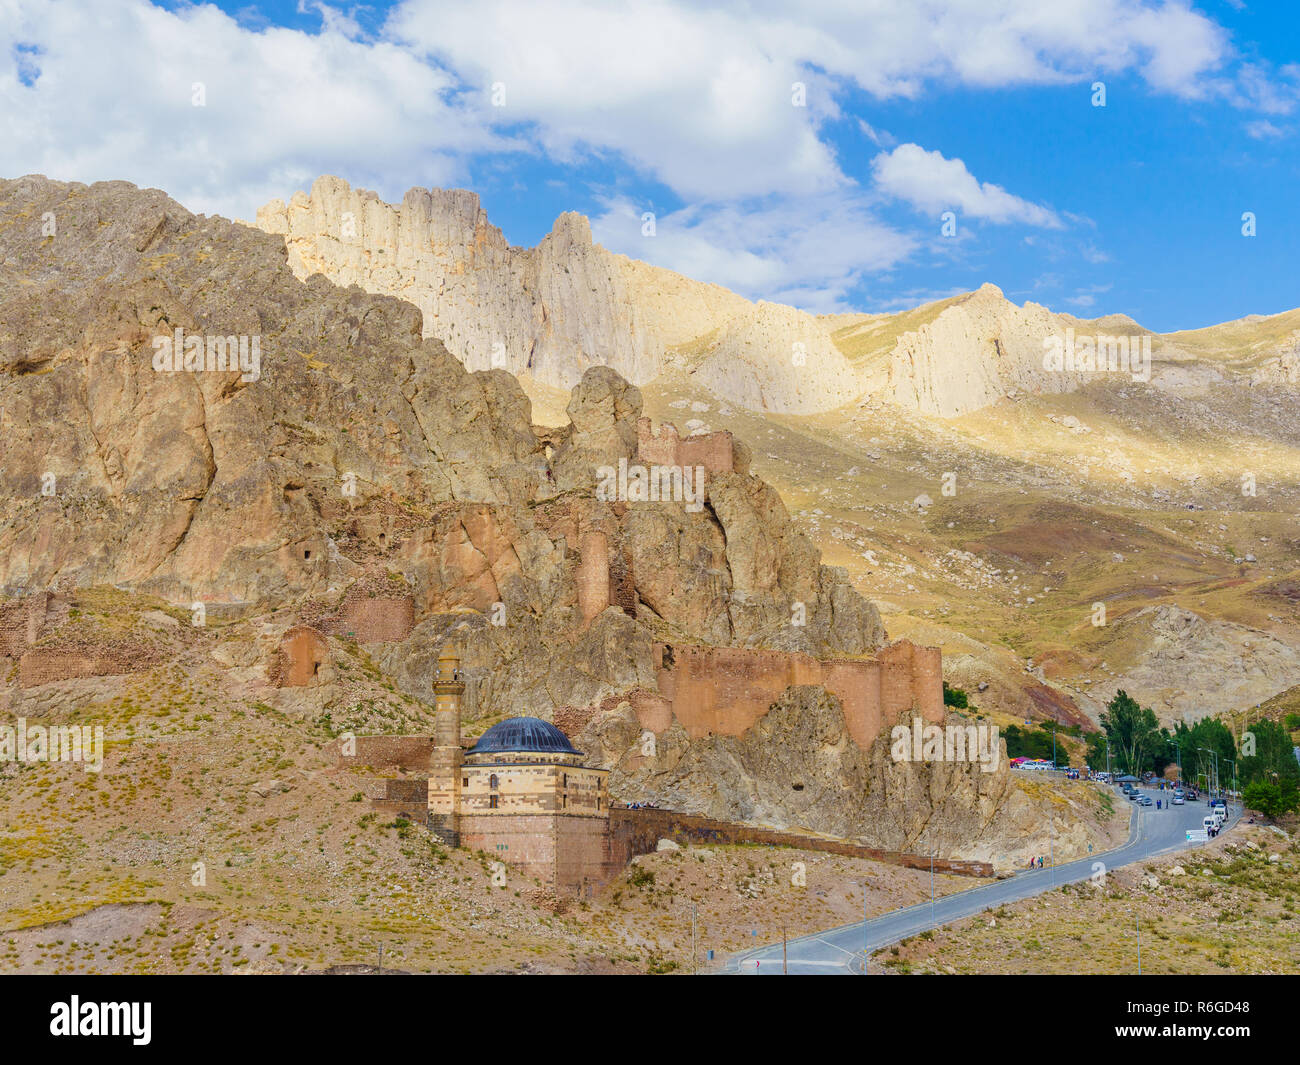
<box><xmin>322</xmin><ymin>595</ymin><xmax>414</xmax><ymax>643</ymax></box>
<box><xmin>275</xmin><ymin>625</ymin><xmax>329</xmax><ymax>687</ymax></box>
<box><xmin>636</xmin><ymin>417</ymin><xmax>734</xmax><ymax>479</ymax></box>
<box><xmin>608</xmin><ymin>807</ymin><xmax>992</xmax><ymax>878</ymax></box>
<box><xmin>459</xmin><ymin>812</ymin><xmax>622</xmax><ymax>896</ymax></box>
<box><xmin>576</xmin><ymin>529</ymin><xmax>610</xmax><ymax>625</ymax></box>
<box><xmin>338</xmin><ymin>734</ymin><xmax>433</xmax><ymax>770</ymax></box>
<box><xmin>370</xmin><ymin>778</ymin><xmax>429</xmax><ymax>821</ymax></box>
<box><xmin>0</xmin><ymin>593</ymin><xmax>57</xmax><ymax>657</ymax></box>
<box><xmin>648</xmin><ymin>639</ymin><xmax>943</xmax><ymax>750</ymax></box>
<box><xmin>18</xmin><ymin>648</ymin><xmax>143</xmax><ymax>688</ymax></box>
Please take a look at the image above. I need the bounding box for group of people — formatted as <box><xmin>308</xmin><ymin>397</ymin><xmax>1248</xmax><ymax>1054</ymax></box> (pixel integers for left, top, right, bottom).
<box><xmin>1027</xmin><ymin>855</ymin><xmax>1050</xmax><ymax>869</ymax></box>
<box><xmin>624</xmin><ymin>800</ymin><xmax>660</xmax><ymax>810</ymax></box>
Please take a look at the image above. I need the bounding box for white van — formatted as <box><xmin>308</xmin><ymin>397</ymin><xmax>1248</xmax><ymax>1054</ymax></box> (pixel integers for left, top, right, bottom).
<box><xmin>1202</xmin><ymin>815</ymin><xmax>1217</xmax><ymax>832</ymax></box>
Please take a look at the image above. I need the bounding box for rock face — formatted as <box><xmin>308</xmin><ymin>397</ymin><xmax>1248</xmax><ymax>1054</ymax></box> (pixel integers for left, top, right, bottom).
<box><xmin>0</xmin><ymin>175</ymin><xmax>537</xmax><ymax>604</ymax></box>
<box><xmin>253</xmin><ymin>177</ymin><xmax>868</xmax><ymax>414</ymax></box>
<box><xmin>577</xmin><ymin>686</ymin><xmax>1086</xmax><ymax>868</ymax></box>
<box><xmin>254</xmin><ymin>176</ymin><xmax>752</xmax><ymax>392</ymax></box>
<box><xmin>256</xmin><ymin>180</ymin><xmax>1300</xmax><ymax>421</ymax></box>
<box><xmin>0</xmin><ymin>173</ymin><xmax>1104</xmax><ymax>865</ymax></box>
<box><xmin>1086</xmin><ymin>605</ymin><xmax>1300</xmax><ymax>726</ymax></box>
<box><xmin>0</xmin><ymin>174</ymin><xmax>888</xmax><ymax>694</ymax></box>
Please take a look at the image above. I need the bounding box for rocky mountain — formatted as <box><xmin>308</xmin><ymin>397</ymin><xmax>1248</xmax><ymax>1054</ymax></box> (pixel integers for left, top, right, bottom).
<box><xmin>253</xmin><ymin>176</ymin><xmax>1300</xmax><ymax>421</ymax></box>
<box><xmin>3</xmin><ymin>171</ymin><xmax>1296</xmax><ymax>878</ymax></box>
<box><xmin>7</xmin><ymin>174</ymin><xmax>1034</xmax><ymax>859</ymax></box>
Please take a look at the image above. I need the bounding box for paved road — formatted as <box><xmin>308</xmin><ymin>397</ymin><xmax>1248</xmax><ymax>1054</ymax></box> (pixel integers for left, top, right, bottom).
<box><xmin>727</xmin><ymin>787</ymin><xmax>1238</xmax><ymax>974</ymax></box>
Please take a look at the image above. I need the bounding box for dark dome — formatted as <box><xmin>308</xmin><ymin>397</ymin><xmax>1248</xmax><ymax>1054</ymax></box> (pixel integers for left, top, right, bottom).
<box><xmin>469</xmin><ymin>716</ymin><xmax>580</xmax><ymax>755</ymax></box>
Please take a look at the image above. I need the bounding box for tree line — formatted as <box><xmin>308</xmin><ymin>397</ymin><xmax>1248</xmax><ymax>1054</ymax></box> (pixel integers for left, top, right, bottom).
<box><xmin>1082</xmin><ymin>690</ymin><xmax>1299</xmax><ymax>818</ymax></box>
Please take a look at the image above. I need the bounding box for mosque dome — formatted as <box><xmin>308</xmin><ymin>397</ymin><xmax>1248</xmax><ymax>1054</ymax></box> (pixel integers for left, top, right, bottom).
<box><xmin>468</xmin><ymin>716</ymin><xmax>580</xmax><ymax>756</ymax></box>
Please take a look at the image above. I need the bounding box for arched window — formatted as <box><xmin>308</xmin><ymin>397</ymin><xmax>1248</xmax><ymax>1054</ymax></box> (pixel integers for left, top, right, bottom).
<box><xmin>489</xmin><ymin>774</ymin><xmax>499</xmax><ymax>790</ymax></box>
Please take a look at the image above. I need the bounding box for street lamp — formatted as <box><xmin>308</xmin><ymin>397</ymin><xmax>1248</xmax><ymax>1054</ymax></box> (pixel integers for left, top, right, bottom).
<box><xmin>1198</xmin><ymin>746</ymin><xmax>1219</xmax><ymax>799</ymax></box>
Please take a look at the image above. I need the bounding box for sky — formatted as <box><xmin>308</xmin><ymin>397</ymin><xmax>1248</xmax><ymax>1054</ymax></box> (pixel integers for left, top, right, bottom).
<box><xmin>2</xmin><ymin>0</ymin><xmax>1297</xmax><ymax>330</ymax></box>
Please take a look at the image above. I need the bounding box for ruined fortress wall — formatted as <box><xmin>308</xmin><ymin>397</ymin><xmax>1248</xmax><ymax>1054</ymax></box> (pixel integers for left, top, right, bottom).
<box><xmin>677</xmin><ymin>432</ymin><xmax>734</xmax><ymax>476</ymax></box>
<box><xmin>370</xmin><ymin>779</ymin><xmax>429</xmax><ymax>821</ymax></box>
<box><xmin>576</xmin><ymin>530</ymin><xmax>610</xmax><ymax>625</ymax></box>
<box><xmin>821</xmin><ymin>659</ymin><xmax>884</xmax><ymax>749</ymax></box>
<box><xmin>608</xmin><ymin>808</ymin><xmax>992</xmax><ymax>878</ymax></box>
<box><xmin>340</xmin><ymin>735</ymin><xmax>433</xmax><ymax>770</ymax></box>
<box><xmin>0</xmin><ymin>594</ymin><xmax>52</xmax><ymax>658</ymax></box>
<box><xmin>635</xmin><ymin>417</ymin><xmax>734</xmax><ymax>478</ymax></box>
<box><xmin>19</xmin><ymin>651</ymin><xmax>122</xmax><ymax>688</ymax></box>
<box><xmin>651</xmin><ymin>640</ymin><xmax>943</xmax><ymax>749</ymax></box>
<box><xmin>654</xmin><ymin>645</ymin><xmax>821</xmax><ymax>738</ymax></box>
<box><xmin>876</xmin><ymin>641</ymin><xmax>943</xmax><ymax>725</ymax></box>
<box><xmin>331</xmin><ymin>596</ymin><xmax>415</xmax><ymax>643</ymax></box>
<box><xmin>278</xmin><ymin>625</ymin><xmax>328</xmax><ymax>687</ymax></box>
<box><xmin>636</xmin><ymin>417</ymin><xmax>680</xmax><ymax>468</ymax></box>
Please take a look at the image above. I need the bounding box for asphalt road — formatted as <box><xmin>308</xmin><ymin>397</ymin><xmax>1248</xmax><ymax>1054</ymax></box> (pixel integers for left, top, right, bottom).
<box><xmin>727</xmin><ymin>786</ymin><xmax>1239</xmax><ymax>974</ymax></box>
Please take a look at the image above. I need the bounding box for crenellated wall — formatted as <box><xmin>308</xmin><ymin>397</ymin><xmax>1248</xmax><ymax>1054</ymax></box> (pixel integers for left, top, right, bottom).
<box><xmin>647</xmin><ymin>640</ymin><xmax>943</xmax><ymax>750</ymax></box>
<box><xmin>636</xmin><ymin>417</ymin><xmax>734</xmax><ymax>480</ymax></box>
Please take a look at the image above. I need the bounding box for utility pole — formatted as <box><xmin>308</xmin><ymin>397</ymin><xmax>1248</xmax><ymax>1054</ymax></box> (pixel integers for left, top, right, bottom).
<box><xmin>930</xmin><ymin>836</ymin><xmax>936</xmax><ymax>932</ymax></box>
<box><xmin>862</xmin><ymin>880</ymin><xmax>868</xmax><ymax>966</ymax></box>
<box><xmin>782</xmin><ymin>925</ymin><xmax>787</xmax><ymax>974</ymax></box>
<box><xmin>691</xmin><ymin>904</ymin><xmax>697</xmax><ymax>975</ymax></box>
<box><xmin>377</xmin><ymin>941</ymin><xmax>383</xmax><ymax>974</ymax></box>
<box><xmin>1135</xmin><ymin>911</ymin><xmax>1141</xmax><ymax>975</ymax></box>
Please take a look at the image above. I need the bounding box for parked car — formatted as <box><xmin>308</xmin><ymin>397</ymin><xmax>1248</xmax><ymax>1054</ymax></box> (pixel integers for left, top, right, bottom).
<box><xmin>1138</xmin><ymin>796</ymin><xmax>1153</xmax><ymax>806</ymax></box>
<box><xmin>1172</xmin><ymin>795</ymin><xmax>1185</xmax><ymax>805</ymax></box>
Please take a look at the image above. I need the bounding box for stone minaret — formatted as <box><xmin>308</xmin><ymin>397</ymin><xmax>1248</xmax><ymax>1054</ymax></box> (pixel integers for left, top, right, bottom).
<box><xmin>427</xmin><ymin>644</ymin><xmax>464</xmax><ymax>846</ymax></box>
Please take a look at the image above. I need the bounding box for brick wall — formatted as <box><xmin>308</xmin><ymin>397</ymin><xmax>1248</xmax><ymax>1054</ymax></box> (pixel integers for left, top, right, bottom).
<box><xmin>635</xmin><ymin>417</ymin><xmax>735</xmax><ymax>479</ymax></box>
<box><xmin>325</xmin><ymin>596</ymin><xmax>415</xmax><ymax>643</ymax></box>
<box><xmin>649</xmin><ymin>640</ymin><xmax>943</xmax><ymax>751</ymax></box>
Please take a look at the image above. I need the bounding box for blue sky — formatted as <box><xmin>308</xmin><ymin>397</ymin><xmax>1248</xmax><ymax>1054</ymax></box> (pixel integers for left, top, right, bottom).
<box><xmin>4</xmin><ymin>0</ymin><xmax>1298</xmax><ymax>330</ymax></box>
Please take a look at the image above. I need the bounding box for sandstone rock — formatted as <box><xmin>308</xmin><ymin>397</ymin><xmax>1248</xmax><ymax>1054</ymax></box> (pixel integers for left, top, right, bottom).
<box><xmin>254</xmin><ymin>176</ymin><xmax>753</xmax><ymax>396</ymax></box>
<box><xmin>655</xmin><ymin>838</ymin><xmax>681</xmax><ymax>852</ymax></box>
<box><xmin>551</xmin><ymin>365</ymin><xmax>642</xmax><ymax>492</ymax></box>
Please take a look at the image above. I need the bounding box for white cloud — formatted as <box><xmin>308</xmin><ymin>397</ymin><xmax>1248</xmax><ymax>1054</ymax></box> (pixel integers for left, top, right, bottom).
<box><xmin>590</xmin><ymin>193</ymin><xmax>915</xmax><ymax>312</ymax></box>
<box><xmin>871</xmin><ymin>144</ymin><xmax>1061</xmax><ymax>227</ymax></box>
<box><xmin>0</xmin><ymin>0</ymin><xmax>507</xmax><ymax>217</ymax></box>
<box><xmin>0</xmin><ymin>0</ymin><xmax>1281</xmax><ymax>311</ymax></box>
<box><xmin>1245</xmin><ymin>119</ymin><xmax>1287</xmax><ymax>140</ymax></box>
